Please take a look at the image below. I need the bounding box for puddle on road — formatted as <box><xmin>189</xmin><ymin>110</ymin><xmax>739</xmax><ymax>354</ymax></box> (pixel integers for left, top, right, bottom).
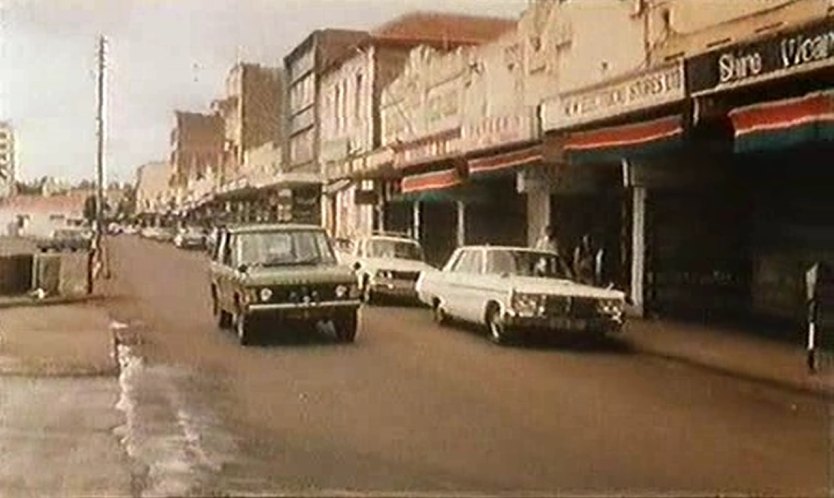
<box><xmin>112</xmin><ymin>334</ymin><xmax>240</xmax><ymax>497</ymax></box>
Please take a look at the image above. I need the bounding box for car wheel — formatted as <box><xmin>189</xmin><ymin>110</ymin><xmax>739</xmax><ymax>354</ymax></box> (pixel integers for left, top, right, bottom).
<box><xmin>235</xmin><ymin>313</ymin><xmax>255</xmax><ymax>346</ymax></box>
<box><xmin>214</xmin><ymin>296</ymin><xmax>232</xmax><ymax>329</ymax></box>
<box><xmin>334</xmin><ymin>311</ymin><xmax>358</xmax><ymax>343</ymax></box>
<box><xmin>432</xmin><ymin>300</ymin><xmax>448</xmax><ymax>326</ymax></box>
<box><xmin>486</xmin><ymin>305</ymin><xmax>512</xmax><ymax>345</ymax></box>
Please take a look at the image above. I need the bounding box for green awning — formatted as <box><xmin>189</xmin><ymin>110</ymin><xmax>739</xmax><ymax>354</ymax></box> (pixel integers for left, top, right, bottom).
<box><xmin>729</xmin><ymin>91</ymin><xmax>834</xmax><ymax>154</ymax></box>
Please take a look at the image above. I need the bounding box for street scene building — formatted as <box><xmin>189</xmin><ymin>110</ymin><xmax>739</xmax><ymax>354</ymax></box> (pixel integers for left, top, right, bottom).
<box><xmin>0</xmin><ymin>122</ymin><xmax>16</xmax><ymax>199</ymax></box>
<box><xmin>2</xmin><ymin>1</ymin><xmax>834</xmax><ymax>497</ymax></box>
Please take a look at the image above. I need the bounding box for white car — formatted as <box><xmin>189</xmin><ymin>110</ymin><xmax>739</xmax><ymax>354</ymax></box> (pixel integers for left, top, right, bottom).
<box><xmin>416</xmin><ymin>245</ymin><xmax>626</xmax><ymax>344</ymax></box>
<box><xmin>346</xmin><ymin>234</ymin><xmax>435</xmax><ymax>304</ymax></box>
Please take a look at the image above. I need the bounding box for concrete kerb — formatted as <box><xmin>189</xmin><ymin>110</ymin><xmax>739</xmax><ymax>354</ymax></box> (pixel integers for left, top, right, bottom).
<box><xmin>0</xmin><ymin>294</ymin><xmax>105</xmax><ymax>310</ymax></box>
<box><xmin>627</xmin><ymin>338</ymin><xmax>834</xmax><ymax>399</ymax></box>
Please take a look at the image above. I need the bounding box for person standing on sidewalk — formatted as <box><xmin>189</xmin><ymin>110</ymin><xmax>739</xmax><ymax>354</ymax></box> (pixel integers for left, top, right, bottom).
<box><xmin>573</xmin><ymin>234</ymin><xmax>596</xmax><ymax>285</ymax></box>
<box><xmin>535</xmin><ymin>224</ymin><xmax>560</xmax><ymax>255</ymax></box>
<box><xmin>806</xmin><ymin>261</ymin><xmax>832</xmax><ymax>373</ymax></box>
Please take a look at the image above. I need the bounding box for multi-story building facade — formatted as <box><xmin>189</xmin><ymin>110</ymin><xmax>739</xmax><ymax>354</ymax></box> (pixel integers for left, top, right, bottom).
<box><xmin>169</xmin><ymin>111</ymin><xmax>225</xmax><ymax>207</ymax></box>
<box><xmin>318</xmin><ymin>12</ymin><xmax>517</xmax><ymax>240</ymax></box>
<box><xmin>0</xmin><ymin>122</ymin><xmax>16</xmax><ymax>198</ymax></box>
<box><xmin>283</xmin><ymin>29</ymin><xmax>369</xmax><ymax>224</ymax></box>
<box><xmin>135</xmin><ymin>161</ymin><xmax>173</xmax><ymax>218</ymax></box>
<box><xmin>211</xmin><ymin>63</ymin><xmax>284</xmax><ymax>185</ymax></box>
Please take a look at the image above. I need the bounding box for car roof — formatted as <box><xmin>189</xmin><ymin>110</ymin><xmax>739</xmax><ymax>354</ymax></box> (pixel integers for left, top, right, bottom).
<box><xmin>364</xmin><ymin>235</ymin><xmax>419</xmax><ymax>244</ymax></box>
<box><xmin>458</xmin><ymin>245</ymin><xmax>559</xmax><ymax>255</ymax></box>
<box><xmin>225</xmin><ymin>223</ymin><xmax>325</xmax><ymax>235</ymax></box>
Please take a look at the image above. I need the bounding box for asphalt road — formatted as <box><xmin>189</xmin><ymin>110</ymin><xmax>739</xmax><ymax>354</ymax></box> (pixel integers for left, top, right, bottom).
<box><xmin>103</xmin><ymin>236</ymin><xmax>831</xmax><ymax>497</ymax></box>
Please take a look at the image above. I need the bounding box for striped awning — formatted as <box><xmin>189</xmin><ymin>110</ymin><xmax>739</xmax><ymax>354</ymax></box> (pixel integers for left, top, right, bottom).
<box><xmin>468</xmin><ymin>144</ymin><xmax>542</xmax><ymax>176</ymax></box>
<box><xmin>564</xmin><ymin>115</ymin><xmax>684</xmax><ymax>165</ymax></box>
<box><xmin>729</xmin><ymin>91</ymin><xmax>834</xmax><ymax>154</ymax></box>
<box><xmin>401</xmin><ymin>166</ymin><xmax>464</xmax><ymax>194</ymax></box>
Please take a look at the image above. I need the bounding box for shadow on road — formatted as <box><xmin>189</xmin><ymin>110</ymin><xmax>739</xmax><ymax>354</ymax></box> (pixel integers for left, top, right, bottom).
<box><xmin>234</xmin><ymin>321</ymin><xmax>353</xmax><ymax>348</ymax></box>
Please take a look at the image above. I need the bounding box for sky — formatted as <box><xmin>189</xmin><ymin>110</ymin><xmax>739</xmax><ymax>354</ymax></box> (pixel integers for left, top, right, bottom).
<box><xmin>0</xmin><ymin>0</ymin><xmax>527</xmax><ymax>184</ymax></box>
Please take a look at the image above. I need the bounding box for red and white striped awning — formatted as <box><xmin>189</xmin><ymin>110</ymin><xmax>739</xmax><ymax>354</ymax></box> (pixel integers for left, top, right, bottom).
<box><xmin>729</xmin><ymin>90</ymin><xmax>834</xmax><ymax>153</ymax></box>
<box><xmin>563</xmin><ymin>115</ymin><xmax>684</xmax><ymax>164</ymax></box>
<box><xmin>467</xmin><ymin>144</ymin><xmax>542</xmax><ymax>176</ymax></box>
<box><xmin>401</xmin><ymin>167</ymin><xmax>464</xmax><ymax>194</ymax></box>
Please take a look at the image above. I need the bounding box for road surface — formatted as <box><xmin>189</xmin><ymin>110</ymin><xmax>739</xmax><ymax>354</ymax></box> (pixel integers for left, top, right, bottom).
<box><xmin>102</xmin><ymin>236</ymin><xmax>831</xmax><ymax>497</ymax></box>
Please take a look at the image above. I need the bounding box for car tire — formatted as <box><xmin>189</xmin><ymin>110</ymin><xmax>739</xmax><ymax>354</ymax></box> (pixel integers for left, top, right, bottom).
<box><xmin>486</xmin><ymin>305</ymin><xmax>512</xmax><ymax>346</ymax></box>
<box><xmin>334</xmin><ymin>311</ymin><xmax>358</xmax><ymax>343</ymax></box>
<box><xmin>235</xmin><ymin>313</ymin><xmax>255</xmax><ymax>346</ymax></box>
<box><xmin>214</xmin><ymin>297</ymin><xmax>232</xmax><ymax>329</ymax></box>
<box><xmin>432</xmin><ymin>300</ymin><xmax>448</xmax><ymax>326</ymax></box>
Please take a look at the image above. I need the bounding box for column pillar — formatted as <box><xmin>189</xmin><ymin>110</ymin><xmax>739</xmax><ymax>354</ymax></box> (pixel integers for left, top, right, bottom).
<box><xmin>527</xmin><ymin>187</ymin><xmax>551</xmax><ymax>247</ymax></box>
<box><xmin>412</xmin><ymin>201</ymin><xmax>421</xmax><ymax>241</ymax></box>
<box><xmin>630</xmin><ymin>185</ymin><xmax>646</xmax><ymax>317</ymax></box>
<box><xmin>456</xmin><ymin>200</ymin><xmax>466</xmax><ymax>247</ymax></box>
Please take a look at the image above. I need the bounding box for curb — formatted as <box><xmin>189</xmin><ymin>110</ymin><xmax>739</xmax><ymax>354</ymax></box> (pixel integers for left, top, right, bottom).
<box><xmin>629</xmin><ymin>340</ymin><xmax>834</xmax><ymax>399</ymax></box>
<box><xmin>0</xmin><ymin>294</ymin><xmax>105</xmax><ymax>310</ymax></box>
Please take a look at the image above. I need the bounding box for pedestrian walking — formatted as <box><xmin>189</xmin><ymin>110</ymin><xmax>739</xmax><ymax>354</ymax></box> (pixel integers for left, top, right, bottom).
<box><xmin>535</xmin><ymin>224</ymin><xmax>560</xmax><ymax>255</ymax></box>
<box><xmin>573</xmin><ymin>234</ymin><xmax>596</xmax><ymax>285</ymax></box>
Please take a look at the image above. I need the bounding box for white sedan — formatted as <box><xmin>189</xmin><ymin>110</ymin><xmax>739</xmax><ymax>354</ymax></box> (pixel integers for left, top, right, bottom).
<box><xmin>416</xmin><ymin>245</ymin><xmax>626</xmax><ymax>344</ymax></box>
<box><xmin>345</xmin><ymin>234</ymin><xmax>435</xmax><ymax>304</ymax></box>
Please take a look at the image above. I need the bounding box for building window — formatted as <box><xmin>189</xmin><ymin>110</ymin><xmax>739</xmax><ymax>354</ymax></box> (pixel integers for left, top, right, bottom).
<box><xmin>334</xmin><ymin>84</ymin><xmax>341</xmax><ymax>133</ymax></box>
<box><xmin>355</xmin><ymin>73</ymin><xmax>363</xmax><ymax>123</ymax></box>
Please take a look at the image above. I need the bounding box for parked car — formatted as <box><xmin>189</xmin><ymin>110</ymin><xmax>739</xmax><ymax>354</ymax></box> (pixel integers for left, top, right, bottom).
<box><xmin>416</xmin><ymin>245</ymin><xmax>626</xmax><ymax>345</ymax></box>
<box><xmin>209</xmin><ymin>224</ymin><xmax>361</xmax><ymax>345</ymax></box>
<box><xmin>174</xmin><ymin>227</ymin><xmax>206</xmax><ymax>250</ymax></box>
<box><xmin>344</xmin><ymin>233</ymin><xmax>434</xmax><ymax>304</ymax></box>
<box><xmin>331</xmin><ymin>237</ymin><xmax>354</xmax><ymax>264</ymax></box>
<box><xmin>36</xmin><ymin>227</ymin><xmax>92</xmax><ymax>253</ymax></box>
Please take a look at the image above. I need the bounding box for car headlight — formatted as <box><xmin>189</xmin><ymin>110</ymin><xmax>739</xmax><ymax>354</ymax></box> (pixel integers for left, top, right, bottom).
<box><xmin>335</xmin><ymin>284</ymin><xmax>348</xmax><ymax>298</ymax></box>
<box><xmin>597</xmin><ymin>298</ymin><xmax>623</xmax><ymax>315</ymax></box>
<box><xmin>511</xmin><ymin>292</ymin><xmax>545</xmax><ymax>316</ymax></box>
<box><xmin>259</xmin><ymin>288</ymin><xmax>273</xmax><ymax>302</ymax></box>
<box><xmin>376</xmin><ymin>270</ymin><xmax>393</xmax><ymax>280</ymax></box>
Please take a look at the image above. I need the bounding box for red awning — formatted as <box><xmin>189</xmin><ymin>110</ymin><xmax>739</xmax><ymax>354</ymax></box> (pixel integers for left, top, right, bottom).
<box><xmin>401</xmin><ymin>167</ymin><xmax>464</xmax><ymax>194</ymax></box>
<box><xmin>467</xmin><ymin>145</ymin><xmax>542</xmax><ymax>176</ymax></box>
<box><xmin>729</xmin><ymin>91</ymin><xmax>834</xmax><ymax>153</ymax></box>
<box><xmin>564</xmin><ymin>115</ymin><xmax>684</xmax><ymax>164</ymax></box>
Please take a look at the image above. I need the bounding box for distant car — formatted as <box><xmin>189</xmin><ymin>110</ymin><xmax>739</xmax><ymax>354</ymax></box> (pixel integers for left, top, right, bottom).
<box><xmin>37</xmin><ymin>228</ymin><xmax>92</xmax><ymax>253</ymax></box>
<box><xmin>209</xmin><ymin>224</ymin><xmax>361</xmax><ymax>345</ymax></box>
<box><xmin>174</xmin><ymin>227</ymin><xmax>206</xmax><ymax>250</ymax></box>
<box><xmin>416</xmin><ymin>246</ymin><xmax>626</xmax><ymax>345</ymax></box>
<box><xmin>344</xmin><ymin>234</ymin><xmax>434</xmax><ymax>304</ymax></box>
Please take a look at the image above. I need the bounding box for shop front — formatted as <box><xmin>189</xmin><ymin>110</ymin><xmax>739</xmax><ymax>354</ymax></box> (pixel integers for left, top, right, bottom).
<box><xmin>686</xmin><ymin>15</ymin><xmax>834</xmax><ymax>325</ymax></box>
<box><xmin>460</xmin><ymin>112</ymin><xmax>541</xmax><ymax>247</ymax></box>
<box><xmin>540</xmin><ymin>62</ymin><xmax>688</xmax><ymax>310</ymax></box>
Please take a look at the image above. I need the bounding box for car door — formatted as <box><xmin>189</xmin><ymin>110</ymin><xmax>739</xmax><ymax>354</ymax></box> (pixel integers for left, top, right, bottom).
<box><xmin>456</xmin><ymin>249</ymin><xmax>487</xmax><ymax>323</ymax></box>
<box><xmin>444</xmin><ymin>249</ymin><xmax>482</xmax><ymax>321</ymax></box>
<box><xmin>215</xmin><ymin>232</ymin><xmax>237</xmax><ymax>313</ymax></box>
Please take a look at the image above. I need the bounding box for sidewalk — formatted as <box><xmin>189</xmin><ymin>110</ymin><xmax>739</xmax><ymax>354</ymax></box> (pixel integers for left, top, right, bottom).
<box><xmin>0</xmin><ymin>302</ymin><xmax>117</xmax><ymax>376</ymax></box>
<box><xmin>0</xmin><ymin>300</ymin><xmax>131</xmax><ymax>496</ymax></box>
<box><xmin>625</xmin><ymin>317</ymin><xmax>834</xmax><ymax>397</ymax></box>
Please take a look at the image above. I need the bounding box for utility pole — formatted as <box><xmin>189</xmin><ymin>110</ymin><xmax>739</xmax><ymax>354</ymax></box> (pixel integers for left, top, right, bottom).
<box><xmin>92</xmin><ymin>35</ymin><xmax>107</xmax><ymax>290</ymax></box>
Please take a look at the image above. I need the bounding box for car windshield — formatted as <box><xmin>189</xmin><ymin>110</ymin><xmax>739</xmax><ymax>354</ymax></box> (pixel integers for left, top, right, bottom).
<box><xmin>54</xmin><ymin>229</ymin><xmax>83</xmax><ymax>239</ymax></box>
<box><xmin>485</xmin><ymin>249</ymin><xmax>573</xmax><ymax>279</ymax></box>
<box><xmin>238</xmin><ymin>230</ymin><xmax>336</xmax><ymax>267</ymax></box>
<box><xmin>366</xmin><ymin>239</ymin><xmax>424</xmax><ymax>261</ymax></box>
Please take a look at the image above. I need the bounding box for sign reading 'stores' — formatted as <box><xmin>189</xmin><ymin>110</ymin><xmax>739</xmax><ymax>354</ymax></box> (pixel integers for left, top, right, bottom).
<box><xmin>687</xmin><ymin>17</ymin><xmax>834</xmax><ymax>95</ymax></box>
<box><xmin>541</xmin><ymin>62</ymin><xmax>685</xmax><ymax>132</ymax></box>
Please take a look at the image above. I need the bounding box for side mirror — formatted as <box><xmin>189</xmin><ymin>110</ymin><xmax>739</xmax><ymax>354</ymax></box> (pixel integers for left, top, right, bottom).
<box><xmin>237</xmin><ymin>264</ymin><xmax>249</xmax><ymax>274</ymax></box>
<box><xmin>352</xmin><ymin>262</ymin><xmax>361</xmax><ymax>271</ymax></box>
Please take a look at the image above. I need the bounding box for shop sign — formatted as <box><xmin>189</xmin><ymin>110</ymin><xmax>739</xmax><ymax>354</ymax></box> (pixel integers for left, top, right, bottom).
<box><xmin>542</xmin><ymin>62</ymin><xmax>684</xmax><ymax>131</ymax></box>
<box><xmin>462</xmin><ymin>110</ymin><xmax>539</xmax><ymax>152</ymax></box>
<box><xmin>687</xmin><ymin>17</ymin><xmax>834</xmax><ymax>95</ymax></box>
<box><xmin>393</xmin><ymin>128</ymin><xmax>462</xmax><ymax>169</ymax></box>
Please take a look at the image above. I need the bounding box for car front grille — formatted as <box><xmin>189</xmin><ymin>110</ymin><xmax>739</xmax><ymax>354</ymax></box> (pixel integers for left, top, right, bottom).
<box><xmin>391</xmin><ymin>270</ymin><xmax>420</xmax><ymax>282</ymax></box>
<box><xmin>263</xmin><ymin>284</ymin><xmax>339</xmax><ymax>304</ymax></box>
<box><xmin>544</xmin><ymin>296</ymin><xmax>599</xmax><ymax>318</ymax></box>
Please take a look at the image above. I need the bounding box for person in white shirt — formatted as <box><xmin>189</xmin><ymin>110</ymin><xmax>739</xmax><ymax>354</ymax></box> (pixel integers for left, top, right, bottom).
<box><xmin>534</xmin><ymin>224</ymin><xmax>559</xmax><ymax>255</ymax></box>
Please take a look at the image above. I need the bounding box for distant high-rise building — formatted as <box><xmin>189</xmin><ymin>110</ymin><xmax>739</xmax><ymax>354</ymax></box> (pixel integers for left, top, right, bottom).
<box><xmin>0</xmin><ymin>122</ymin><xmax>16</xmax><ymax>198</ymax></box>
